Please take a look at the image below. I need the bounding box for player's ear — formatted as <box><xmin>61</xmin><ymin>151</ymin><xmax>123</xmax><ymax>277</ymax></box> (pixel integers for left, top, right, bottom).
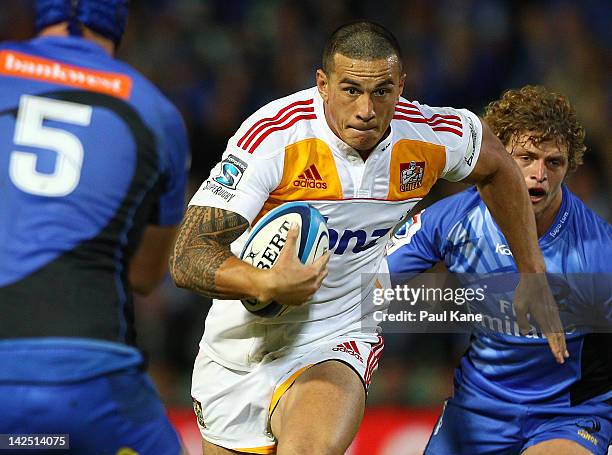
<box><xmin>316</xmin><ymin>69</ymin><xmax>329</xmax><ymax>102</ymax></box>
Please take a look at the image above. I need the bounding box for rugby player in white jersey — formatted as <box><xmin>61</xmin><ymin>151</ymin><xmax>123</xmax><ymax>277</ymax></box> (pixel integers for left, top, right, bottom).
<box><xmin>170</xmin><ymin>21</ymin><xmax>567</xmax><ymax>455</ymax></box>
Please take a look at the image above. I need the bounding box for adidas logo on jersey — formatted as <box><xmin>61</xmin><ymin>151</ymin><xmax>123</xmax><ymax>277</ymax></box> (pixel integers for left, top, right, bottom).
<box><xmin>332</xmin><ymin>341</ymin><xmax>363</xmax><ymax>363</ymax></box>
<box><xmin>293</xmin><ymin>164</ymin><xmax>327</xmax><ymax>189</ymax></box>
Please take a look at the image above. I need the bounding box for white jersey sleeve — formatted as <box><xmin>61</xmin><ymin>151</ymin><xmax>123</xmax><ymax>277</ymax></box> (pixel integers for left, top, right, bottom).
<box><xmin>189</xmin><ymin>132</ymin><xmax>284</xmax><ymax>224</ymax></box>
<box><xmin>411</xmin><ymin>103</ymin><xmax>483</xmax><ymax>182</ymax></box>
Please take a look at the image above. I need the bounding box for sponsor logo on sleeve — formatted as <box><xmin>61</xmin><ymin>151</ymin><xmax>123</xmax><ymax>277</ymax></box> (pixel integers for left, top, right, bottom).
<box><xmin>464</xmin><ymin>117</ymin><xmax>477</xmax><ymax>166</ymax></box>
<box><xmin>213</xmin><ymin>154</ymin><xmax>247</xmax><ymax>190</ymax></box>
<box><xmin>400</xmin><ymin>161</ymin><xmax>425</xmax><ymax>192</ymax></box>
<box><xmin>201</xmin><ymin>180</ymin><xmax>236</xmax><ymax>203</ymax></box>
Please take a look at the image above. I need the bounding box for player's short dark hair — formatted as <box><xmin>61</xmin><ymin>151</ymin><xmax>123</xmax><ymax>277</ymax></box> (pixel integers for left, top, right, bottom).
<box><xmin>484</xmin><ymin>85</ymin><xmax>586</xmax><ymax>173</ymax></box>
<box><xmin>322</xmin><ymin>21</ymin><xmax>402</xmax><ymax>74</ymax></box>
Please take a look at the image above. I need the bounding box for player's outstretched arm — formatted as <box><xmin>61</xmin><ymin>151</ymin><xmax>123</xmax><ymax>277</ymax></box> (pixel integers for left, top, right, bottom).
<box><xmin>463</xmin><ymin>120</ymin><xmax>568</xmax><ymax>363</ymax></box>
<box><xmin>169</xmin><ymin>206</ymin><xmax>329</xmax><ymax>305</ymax></box>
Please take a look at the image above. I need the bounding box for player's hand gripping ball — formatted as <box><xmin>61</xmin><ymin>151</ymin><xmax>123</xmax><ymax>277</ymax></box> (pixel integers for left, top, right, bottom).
<box><xmin>239</xmin><ymin>202</ymin><xmax>329</xmax><ymax>317</ymax></box>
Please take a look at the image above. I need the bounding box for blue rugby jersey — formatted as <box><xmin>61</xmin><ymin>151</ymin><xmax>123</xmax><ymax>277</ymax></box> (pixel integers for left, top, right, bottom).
<box><xmin>0</xmin><ymin>36</ymin><xmax>189</xmax><ymax>381</ymax></box>
<box><xmin>387</xmin><ymin>185</ymin><xmax>612</xmax><ymax>406</ymax></box>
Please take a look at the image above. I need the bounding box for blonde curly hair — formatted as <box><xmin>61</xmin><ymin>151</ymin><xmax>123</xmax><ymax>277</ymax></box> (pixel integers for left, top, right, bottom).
<box><xmin>484</xmin><ymin>85</ymin><xmax>586</xmax><ymax>173</ymax></box>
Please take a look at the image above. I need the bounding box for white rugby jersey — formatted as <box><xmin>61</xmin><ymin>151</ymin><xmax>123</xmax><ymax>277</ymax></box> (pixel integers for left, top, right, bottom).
<box><xmin>190</xmin><ymin>86</ymin><xmax>482</xmax><ymax>371</ymax></box>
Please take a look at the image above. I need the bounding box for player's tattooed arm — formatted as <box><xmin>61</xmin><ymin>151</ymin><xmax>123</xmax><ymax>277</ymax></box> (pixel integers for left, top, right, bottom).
<box><xmin>169</xmin><ymin>206</ymin><xmax>249</xmax><ymax>298</ymax></box>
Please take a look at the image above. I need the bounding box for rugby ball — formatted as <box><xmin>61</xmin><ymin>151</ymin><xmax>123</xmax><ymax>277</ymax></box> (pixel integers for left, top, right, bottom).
<box><xmin>239</xmin><ymin>202</ymin><xmax>329</xmax><ymax>317</ymax></box>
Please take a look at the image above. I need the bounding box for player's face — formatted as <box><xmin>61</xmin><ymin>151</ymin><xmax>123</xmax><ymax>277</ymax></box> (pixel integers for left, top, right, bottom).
<box><xmin>317</xmin><ymin>53</ymin><xmax>405</xmax><ymax>153</ymax></box>
<box><xmin>508</xmin><ymin>133</ymin><xmax>569</xmax><ymax>222</ymax></box>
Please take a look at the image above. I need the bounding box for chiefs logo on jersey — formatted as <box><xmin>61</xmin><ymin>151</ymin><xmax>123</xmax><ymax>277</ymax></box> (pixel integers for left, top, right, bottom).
<box><xmin>400</xmin><ymin>161</ymin><xmax>425</xmax><ymax>192</ymax></box>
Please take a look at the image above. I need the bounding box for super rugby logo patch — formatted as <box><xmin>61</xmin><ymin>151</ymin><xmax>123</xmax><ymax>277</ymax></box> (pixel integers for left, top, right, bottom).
<box><xmin>213</xmin><ymin>154</ymin><xmax>247</xmax><ymax>189</ymax></box>
<box><xmin>400</xmin><ymin>161</ymin><xmax>425</xmax><ymax>192</ymax></box>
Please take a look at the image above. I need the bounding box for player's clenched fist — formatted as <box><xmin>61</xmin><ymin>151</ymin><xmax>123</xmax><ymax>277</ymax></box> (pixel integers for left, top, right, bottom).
<box><xmin>255</xmin><ymin>224</ymin><xmax>330</xmax><ymax>306</ymax></box>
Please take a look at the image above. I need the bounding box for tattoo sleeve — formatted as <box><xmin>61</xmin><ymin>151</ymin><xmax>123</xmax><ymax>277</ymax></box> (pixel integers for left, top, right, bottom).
<box><xmin>169</xmin><ymin>206</ymin><xmax>249</xmax><ymax>298</ymax></box>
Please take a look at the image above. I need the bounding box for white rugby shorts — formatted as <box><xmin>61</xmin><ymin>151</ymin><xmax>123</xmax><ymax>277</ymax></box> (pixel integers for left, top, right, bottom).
<box><xmin>191</xmin><ymin>334</ymin><xmax>384</xmax><ymax>453</ymax></box>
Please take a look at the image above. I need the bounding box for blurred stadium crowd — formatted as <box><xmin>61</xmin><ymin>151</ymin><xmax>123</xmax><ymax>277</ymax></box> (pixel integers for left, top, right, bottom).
<box><xmin>3</xmin><ymin>0</ymin><xmax>610</xmax><ymax>408</ymax></box>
